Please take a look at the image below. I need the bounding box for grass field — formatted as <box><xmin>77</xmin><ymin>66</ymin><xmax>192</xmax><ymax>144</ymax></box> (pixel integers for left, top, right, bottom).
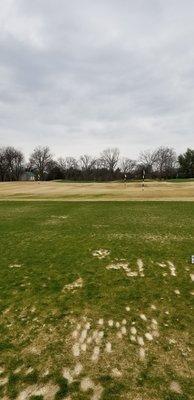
<box><xmin>0</xmin><ymin>180</ymin><xmax>194</xmax><ymax>201</ymax></box>
<box><xmin>0</xmin><ymin>200</ymin><xmax>193</xmax><ymax>399</ymax></box>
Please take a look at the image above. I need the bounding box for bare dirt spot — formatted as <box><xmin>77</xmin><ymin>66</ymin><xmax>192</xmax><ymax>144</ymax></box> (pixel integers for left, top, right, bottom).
<box><xmin>92</xmin><ymin>249</ymin><xmax>110</xmax><ymax>259</ymax></box>
<box><xmin>62</xmin><ymin>277</ymin><xmax>83</xmax><ymax>292</ymax></box>
<box><xmin>169</xmin><ymin>381</ymin><xmax>183</xmax><ymax>394</ymax></box>
<box><xmin>9</xmin><ymin>264</ymin><xmax>22</xmax><ymax>268</ymax></box>
<box><xmin>190</xmin><ymin>273</ymin><xmax>194</xmax><ymax>281</ymax></box>
<box><xmin>16</xmin><ymin>382</ymin><xmax>59</xmax><ymax>400</ymax></box>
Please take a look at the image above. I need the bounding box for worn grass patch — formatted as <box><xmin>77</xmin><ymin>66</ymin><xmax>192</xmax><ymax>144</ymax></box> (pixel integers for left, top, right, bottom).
<box><xmin>0</xmin><ymin>201</ymin><xmax>193</xmax><ymax>399</ymax></box>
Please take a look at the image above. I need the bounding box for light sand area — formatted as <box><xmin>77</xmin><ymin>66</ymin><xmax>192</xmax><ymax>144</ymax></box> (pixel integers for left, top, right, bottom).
<box><xmin>0</xmin><ymin>180</ymin><xmax>194</xmax><ymax>201</ymax></box>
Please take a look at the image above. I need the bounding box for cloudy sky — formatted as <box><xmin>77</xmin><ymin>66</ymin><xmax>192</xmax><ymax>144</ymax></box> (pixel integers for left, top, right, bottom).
<box><xmin>0</xmin><ymin>0</ymin><xmax>194</xmax><ymax>160</ymax></box>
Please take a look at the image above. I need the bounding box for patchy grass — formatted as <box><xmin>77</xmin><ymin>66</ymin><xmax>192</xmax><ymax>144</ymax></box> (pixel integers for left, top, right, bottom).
<box><xmin>0</xmin><ymin>201</ymin><xmax>193</xmax><ymax>399</ymax></box>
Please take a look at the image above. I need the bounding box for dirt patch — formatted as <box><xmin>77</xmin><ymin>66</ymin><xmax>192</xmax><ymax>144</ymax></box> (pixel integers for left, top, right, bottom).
<box><xmin>92</xmin><ymin>249</ymin><xmax>110</xmax><ymax>259</ymax></box>
<box><xmin>169</xmin><ymin>381</ymin><xmax>183</xmax><ymax>394</ymax></box>
<box><xmin>9</xmin><ymin>264</ymin><xmax>22</xmax><ymax>268</ymax></box>
<box><xmin>16</xmin><ymin>382</ymin><xmax>59</xmax><ymax>400</ymax></box>
<box><xmin>62</xmin><ymin>277</ymin><xmax>83</xmax><ymax>292</ymax></box>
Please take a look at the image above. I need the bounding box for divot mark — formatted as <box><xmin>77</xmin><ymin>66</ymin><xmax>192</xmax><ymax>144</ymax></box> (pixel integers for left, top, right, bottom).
<box><xmin>80</xmin><ymin>377</ymin><xmax>103</xmax><ymax>400</ymax></box>
<box><xmin>72</xmin><ymin>343</ymin><xmax>80</xmax><ymax>357</ymax></box>
<box><xmin>91</xmin><ymin>346</ymin><xmax>100</xmax><ymax>362</ymax></box>
<box><xmin>80</xmin><ymin>377</ymin><xmax>95</xmax><ymax>392</ymax></box>
<box><xmin>63</xmin><ymin>277</ymin><xmax>83</xmax><ymax>292</ymax></box>
<box><xmin>16</xmin><ymin>382</ymin><xmax>59</xmax><ymax>400</ymax></box>
<box><xmin>0</xmin><ymin>377</ymin><xmax>8</xmax><ymax>386</ymax></box>
<box><xmin>139</xmin><ymin>347</ymin><xmax>146</xmax><ymax>361</ymax></box>
<box><xmin>92</xmin><ymin>383</ymin><xmax>103</xmax><ymax>400</ymax></box>
<box><xmin>72</xmin><ymin>330</ymin><xmax>79</xmax><ymax>339</ymax></box>
<box><xmin>190</xmin><ymin>273</ymin><xmax>194</xmax><ymax>281</ymax></box>
<box><xmin>105</xmin><ymin>342</ymin><xmax>112</xmax><ymax>353</ymax></box>
<box><xmin>121</xmin><ymin>326</ymin><xmax>127</xmax><ymax>335</ymax></box>
<box><xmin>140</xmin><ymin>314</ymin><xmax>147</xmax><ymax>321</ymax></box>
<box><xmin>92</xmin><ymin>249</ymin><xmax>110</xmax><ymax>259</ymax></box>
<box><xmin>145</xmin><ymin>332</ymin><xmax>153</xmax><ymax>341</ymax></box>
<box><xmin>130</xmin><ymin>327</ymin><xmax>137</xmax><ymax>335</ymax></box>
<box><xmin>79</xmin><ymin>329</ymin><xmax>87</xmax><ymax>343</ymax></box>
<box><xmin>137</xmin><ymin>258</ymin><xmax>145</xmax><ymax>277</ymax></box>
<box><xmin>117</xmin><ymin>331</ymin><xmax>123</xmax><ymax>339</ymax></box>
<box><xmin>74</xmin><ymin>362</ymin><xmax>83</xmax><ymax>376</ymax></box>
<box><xmin>9</xmin><ymin>264</ymin><xmax>22</xmax><ymax>268</ymax></box>
<box><xmin>137</xmin><ymin>336</ymin><xmax>144</xmax><ymax>346</ymax></box>
<box><xmin>170</xmin><ymin>381</ymin><xmax>182</xmax><ymax>394</ymax></box>
<box><xmin>81</xmin><ymin>343</ymin><xmax>87</xmax><ymax>352</ymax></box>
<box><xmin>157</xmin><ymin>262</ymin><xmax>166</xmax><ymax>268</ymax></box>
<box><xmin>62</xmin><ymin>368</ymin><xmax>73</xmax><ymax>383</ymax></box>
<box><xmin>112</xmin><ymin>368</ymin><xmax>122</xmax><ymax>378</ymax></box>
<box><xmin>167</xmin><ymin>261</ymin><xmax>176</xmax><ymax>276</ymax></box>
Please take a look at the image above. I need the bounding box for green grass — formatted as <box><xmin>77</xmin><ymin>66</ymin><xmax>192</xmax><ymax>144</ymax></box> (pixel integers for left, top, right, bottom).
<box><xmin>0</xmin><ymin>201</ymin><xmax>193</xmax><ymax>399</ymax></box>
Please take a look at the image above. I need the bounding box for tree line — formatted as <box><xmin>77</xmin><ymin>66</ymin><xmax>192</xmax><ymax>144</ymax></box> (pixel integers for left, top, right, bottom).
<box><xmin>0</xmin><ymin>145</ymin><xmax>193</xmax><ymax>181</ymax></box>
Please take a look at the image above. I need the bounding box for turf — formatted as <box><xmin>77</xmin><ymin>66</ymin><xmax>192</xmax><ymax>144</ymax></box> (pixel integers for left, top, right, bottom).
<box><xmin>0</xmin><ymin>180</ymin><xmax>194</xmax><ymax>201</ymax></box>
<box><xmin>0</xmin><ymin>201</ymin><xmax>193</xmax><ymax>399</ymax></box>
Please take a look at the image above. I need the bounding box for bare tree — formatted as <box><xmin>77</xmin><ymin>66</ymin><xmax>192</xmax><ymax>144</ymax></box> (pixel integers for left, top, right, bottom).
<box><xmin>100</xmin><ymin>148</ymin><xmax>120</xmax><ymax>174</ymax></box>
<box><xmin>1</xmin><ymin>147</ymin><xmax>25</xmax><ymax>181</ymax></box>
<box><xmin>29</xmin><ymin>146</ymin><xmax>53</xmax><ymax>180</ymax></box>
<box><xmin>138</xmin><ymin>149</ymin><xmax>157</xmax><ymax>177</ymax></box>
<box><xmin>120</xmin><ymin>157</ymin><xmax>136</xmax><ymax>177</ymax></box>
<box><xmin>154</xmin><ymin>147</ymin><xmax>177</xmax><ymax>179</ymax></box>
<box><xmin>79</xmin><ymin>154</ymin><xmax>96</xmax><ymax>179</ymax></box>
<box><xmin>58</xmin><ymin>157</ymin><xmax>78</xmax><ymax>171</ymax></box>
<box><xmin>79</xmin><ymin>154</ymin><xmax>96</xmax><ymax>171</ymax></box>
<box><xmin>0</xmin><ymin>148</ymin><xmax>7</xmax><ymax>181</ymax></box>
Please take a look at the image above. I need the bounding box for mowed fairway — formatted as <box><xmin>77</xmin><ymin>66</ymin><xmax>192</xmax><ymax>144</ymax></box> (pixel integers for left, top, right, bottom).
<box><xmin>0</xmin><ymin>201</ymin><xmax>194</xmax><ymax>400</ymax></box>
<box><xmin>0</xmin><ymin>180</ymin><xmax>194</xmax><ymax>201</ymax></box>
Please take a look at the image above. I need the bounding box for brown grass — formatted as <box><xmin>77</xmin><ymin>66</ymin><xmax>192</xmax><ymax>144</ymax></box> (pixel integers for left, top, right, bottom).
<box><xmin>0</xmin><ymin>180</ymin><xmax>194</xmax><ymax>201</ymax></box>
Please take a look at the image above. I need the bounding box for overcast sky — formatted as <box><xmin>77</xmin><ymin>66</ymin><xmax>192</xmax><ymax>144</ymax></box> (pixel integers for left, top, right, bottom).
<box><xmin>0</xmin><ymin>0</ymin><xmax>194</xmax><ymax>160</ymax></box>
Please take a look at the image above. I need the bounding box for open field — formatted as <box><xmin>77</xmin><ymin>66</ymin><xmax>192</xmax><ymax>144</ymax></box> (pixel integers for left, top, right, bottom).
<box><xmin>0</xmin><ymin>201</ymin><xmax>193</xmax><ymax>399</ymax></box>
<box><xmin>0</xmin><ymin>180</ymin><xmax>194</xmax><ymax>201</ymax></box>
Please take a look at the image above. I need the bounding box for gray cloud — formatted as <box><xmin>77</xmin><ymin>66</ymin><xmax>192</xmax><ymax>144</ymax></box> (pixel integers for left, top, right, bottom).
<box><xmin>0</xmin><ymin>0</ymin><xmax>194</xmax><ymax>159</ymax></box>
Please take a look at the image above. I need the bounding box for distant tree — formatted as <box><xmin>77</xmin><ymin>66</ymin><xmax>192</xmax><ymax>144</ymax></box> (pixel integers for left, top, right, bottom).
<box><xmin>0</xmin><ymin>147</ymin><xmax>25</xmax><ymax>181</ymax></box>
<box><xmin>154</xmin><ymin>146</ymin><xmax>177</xmax><ymax>179</ymax></box>
<box><xmin>58</xmin><ymin>157</ymin><xmax>80</xmax><ymax>180</ymax></box>
<box><xmin>178</xmin><ymin>148</ymin><xmax>194</xmax><ymax>178</ymax></box>
<box><xmin>79</xmin><ymin>154</ymin><xmax>96</xmax><ymax>171</ymax></box>
<box><xmin>79</xmin><ymin>154</ymin><xmax>96</xmax><ymax>179</ymax></box>
<box><xmin>29</xmin><ymin>146</ymin><xmax>53</xmax><ymax>180</ymax></box>
<box><xmin>0</xmin><ymin>148</ymin><xmax>7</xmax><ymax>181</ymax></box>
<box><xmin>120</xmin><ymin>157</ymin><xmax>136</xmax><ymax>178</ymax></box>
<box><xmin>100</xmin><ymin>148</ymin><xmax>120</xmax><ymax>178</ymax></box>
<box><xmin>138</xmin><ymin>149</ymin><xmax>157</xmax><ymax>177</ymax></box>
<box><xmin>59</xmin><ymin>157</ymin><xmax>78</xmax><ymax>170</ymax></box>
